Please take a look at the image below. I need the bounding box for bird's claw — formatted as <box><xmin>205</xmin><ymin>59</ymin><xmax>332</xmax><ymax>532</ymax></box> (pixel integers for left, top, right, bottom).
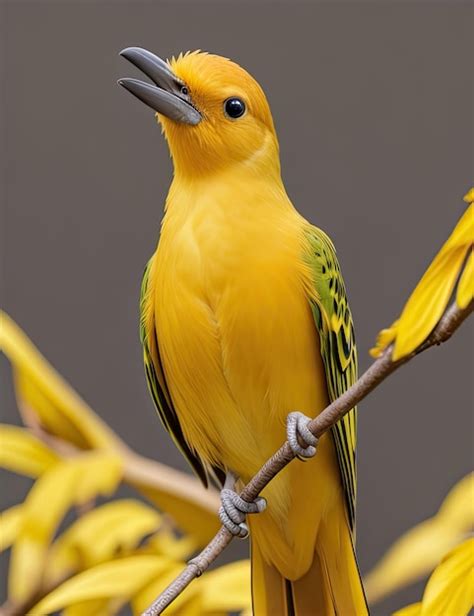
<box><xmin>287</xmin><ymin>411</ymin><xmax>318</xmax><ymax>460</ymax></box>
<box><xmin>219</xmin><ymin>488</ymin><xmax>266</xmax><ymax>538</ymax></box>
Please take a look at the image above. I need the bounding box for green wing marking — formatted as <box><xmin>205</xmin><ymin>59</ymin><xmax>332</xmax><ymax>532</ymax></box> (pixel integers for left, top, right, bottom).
<box><xmin>305</xmin><ymin>227</ymin><xmax>358</xmax><ymax>533</ymax></box>
<box><xmin>140</xmin><ymin>259</ymin><xmax>223</xmax><ymax>488</ymax></box>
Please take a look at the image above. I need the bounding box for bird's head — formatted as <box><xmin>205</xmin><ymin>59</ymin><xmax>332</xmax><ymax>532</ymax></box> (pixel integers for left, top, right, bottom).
<box><xmin>119</xmin><ymin>48</ymin><xmax>279</xmax><ymax>177</ymax></box>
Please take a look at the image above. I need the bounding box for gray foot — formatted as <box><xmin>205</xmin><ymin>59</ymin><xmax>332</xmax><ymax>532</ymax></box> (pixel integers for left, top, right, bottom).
<box><xmin>286</xmin><ymin>411</ymin><xmax>318</xmax><ymax>460</ymax></box>
<box><xmin>219</xmin><ymin>473</ymin><xmax>266</xmax><ymax>538</ymax></box>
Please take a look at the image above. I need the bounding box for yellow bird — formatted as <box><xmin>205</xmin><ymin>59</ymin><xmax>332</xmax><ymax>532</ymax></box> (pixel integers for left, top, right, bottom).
<box><xmin>119</xmin><ymin>48</ymin><xmax>367</xmax><ymax>615</ymax></box>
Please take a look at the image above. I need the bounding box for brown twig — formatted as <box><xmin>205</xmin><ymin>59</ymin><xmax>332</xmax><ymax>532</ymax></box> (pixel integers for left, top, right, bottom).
<box><xmin>142</xmin><ymin>298</ymin><xmax>474</xmax><ymax>616</ymax></box>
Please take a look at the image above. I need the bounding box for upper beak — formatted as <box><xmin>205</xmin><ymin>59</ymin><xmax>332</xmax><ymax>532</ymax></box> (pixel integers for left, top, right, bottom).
<box><xmin>118</xmin><ymin>47</ymin><xmax>201</xmax><ymax>126</ymax></box>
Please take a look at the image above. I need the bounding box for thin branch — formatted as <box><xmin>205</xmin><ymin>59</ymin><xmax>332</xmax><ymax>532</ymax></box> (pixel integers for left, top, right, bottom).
<box><xmin>124</xmin><ymin>452</ymin><xmax>221</xmax><ymax>513</ymax></box>
<box><xmin>18</xmin><ymin>397</ymin><xmax>222</xmax><ymax>516</ymax></box>
<box><xmin>142</xmin><ymin>298</ymin><xmax>474</xmax><ymax>616</ymax></box>
<box><xmin>17</xmin><ymin>400</ymin><xmax>221</xmax><ymax>517</ymax></box>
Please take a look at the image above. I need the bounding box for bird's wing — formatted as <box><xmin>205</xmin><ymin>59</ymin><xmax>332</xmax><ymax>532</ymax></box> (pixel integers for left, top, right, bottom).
<box><xmin>140</xmin><ymin>258</ymin><xmax>224</xmax><ymax>488</ymax></box>
<box><xmin>304</xmin><ymin>226</ymin><xmax>358</xmax><ymax>534</ymax></box>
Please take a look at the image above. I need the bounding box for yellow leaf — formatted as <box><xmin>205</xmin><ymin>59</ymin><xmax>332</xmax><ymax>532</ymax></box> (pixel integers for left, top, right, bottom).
<box><xmin>457</xmin><ymin>249</ymin><xmax>473</xmax><ymax>309</ymax></box>
<box><xmin>0</xmin><ymin>424</ymin><xmax>59</xmax><ymax>477</ymax></box>
<box><xmin>1</xmin><ymin>505</ymin><xmax>23</xmax><ymax>552</ymax></box>
<box><xmin>393</xmin><ymin>603</ymin><xmax>421</xmax><ymax>616</ymax></box>
<box><xmin>437</xmin><ymin>473</ymin><xmax>474</xmax><ymax>530</ymax></box>
<box><xmin>0</xmin><ymin>311</ymin><xmax>123</xmax><ymax>450</ymax></box>
<box><xmin>370</xmin><ymin>200</ymin><xmax>473</xmax><ymax>361</ymax></box>
<box><xmin>364</xmin><ymin>474</ymin><xmax>474</xmax><ymax>605</ymax></box>
<box><xmin>365</xmin><ymin>521</ymin><xmax>459</xmax><ymax>606</ymax></box>
<box><xmin>29</xmin><ymin>555</ymin><xmax>173</xmax><ymax>615</ymax></box>
<box><xmin>369</xmin><ymin>320</ymin><xmax>398</xmax><ymax>358</ymax></box>
<box><xmin>420</xmin><ymin>539</ymin><xmax>474</xmax><ymax>616</ymax></box>
<box><xmin>393</xmin><ymin>205</ymin><xmax>472</xmax><ymax>360</ymax></box>
<box><xmin>463</xmin><ymin>188</ymin><xmax>474</xmax><ymax>204</ymax></box>
<box><xmin>144</xmin><ymin>528</ymin><xmax>198</xmax><ymax>561</ymax></box>
<box><xmin>394</xmin><ymin>539</ymin><xmax>474</xmax><ymax>616</ymax></box>
<box><xmin>9</xmin><ymin>452</ymin><xmax>122</xmax><ymax>602</ymax></box>
<box><xmin>63</xmin><ymin>599</ymin><xmax>121</xmax><ymax>616</ymax></box>
<box><xmin>200</xmin><ymin>560</ymin><xmax>251</xmax><ymax>613</ymax></box>
<box><xmin>1</xmin><ymin>312</ymin><xmax>220</xmax><ymax>548</ymax></box>
<box><xmin>46</xmin><ymin>499</ymin><xmax>162</xmax><ymax>584</ymax></box>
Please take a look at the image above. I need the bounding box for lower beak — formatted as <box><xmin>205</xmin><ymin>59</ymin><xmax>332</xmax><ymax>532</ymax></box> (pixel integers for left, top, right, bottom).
<box><xmin>118</xmin><ymin>47</ymin><xmax>201</xmax><ymax>126</ymax></box>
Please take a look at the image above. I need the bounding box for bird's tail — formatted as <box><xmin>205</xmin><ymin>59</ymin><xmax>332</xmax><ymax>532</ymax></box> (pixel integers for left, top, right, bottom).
<box><xmin>250</xmin><ymin>510</ymin><xmax>368</xmax><ymax>616</ymax></box>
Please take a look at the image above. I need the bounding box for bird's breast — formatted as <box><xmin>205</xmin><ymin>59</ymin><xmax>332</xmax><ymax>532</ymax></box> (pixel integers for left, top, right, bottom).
<box><xmin>153</xmin><ymin>187</ymin><xmax>328</xmax><ymax>477</ymax></box>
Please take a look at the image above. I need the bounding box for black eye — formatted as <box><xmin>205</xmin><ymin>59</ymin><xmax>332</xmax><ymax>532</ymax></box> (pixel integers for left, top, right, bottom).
<box><xmin>224</xmin><ymin>97</ymin><xmax>246</xmax><ymax>119</ymax></box>
<box><xmin>180</xmin><ymin>85</ymin><xmax>189</xmax><ymax>96</ymax></box>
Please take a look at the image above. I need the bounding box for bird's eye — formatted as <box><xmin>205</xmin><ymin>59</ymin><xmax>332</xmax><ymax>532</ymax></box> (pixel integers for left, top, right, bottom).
<box><xmin>224</xmin><ymin>97</ymin><xmax>246</xmax><ymax>119</ymax></box>
<box><xmin>180</xmin><ymin>85</ymin><xmax>189</xmax><ymax>96</ymax></box>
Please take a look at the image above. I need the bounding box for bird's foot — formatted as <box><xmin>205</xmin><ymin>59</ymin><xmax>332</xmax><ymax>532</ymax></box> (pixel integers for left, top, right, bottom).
<box><xmin>219</xmin><ymin>473</ymin><xmax>266</xmax><ymax>539</ymax></box>
<box><xmin>286</xmin><ymin>411</ymin><xmax>318</xmax><ymax>460</ymax></box>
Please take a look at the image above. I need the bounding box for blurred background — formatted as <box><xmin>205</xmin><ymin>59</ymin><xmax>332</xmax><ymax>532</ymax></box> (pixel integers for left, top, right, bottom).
<box><xmin>1</xmin><ymin>1</ymin><xmax>472</xmax><ymax>614</ymax></box>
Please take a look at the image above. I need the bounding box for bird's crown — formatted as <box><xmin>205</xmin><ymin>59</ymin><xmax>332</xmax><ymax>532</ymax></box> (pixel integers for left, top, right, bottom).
<box><xmin>120</xmin><ymin>48</ymin><xmax>279</xmax><ymax>176</ymax></box>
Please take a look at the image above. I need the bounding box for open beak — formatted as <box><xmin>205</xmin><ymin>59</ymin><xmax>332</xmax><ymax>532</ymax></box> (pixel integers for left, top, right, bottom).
<box><xmin>118</xmin><ymin>47</ymin><xmax>201</xmax><ymax>125</ymax></box>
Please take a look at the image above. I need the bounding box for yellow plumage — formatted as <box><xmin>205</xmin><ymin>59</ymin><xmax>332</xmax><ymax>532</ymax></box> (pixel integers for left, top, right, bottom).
<box><xmin>137</xmin><ymin>50</ymin><xmax>367</xmax><ymax>614</ymax></box>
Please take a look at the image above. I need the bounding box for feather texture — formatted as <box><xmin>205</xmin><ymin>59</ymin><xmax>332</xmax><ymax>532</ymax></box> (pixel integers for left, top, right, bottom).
<box><xmin>304</xmin><ymin>227</ymin><xmax>358</xmax><ymax>532</ymax></box>
<box><xmin>140</xmin><ymin>259</ymin><xmax>224</xmax><ymax>487</ymax></box>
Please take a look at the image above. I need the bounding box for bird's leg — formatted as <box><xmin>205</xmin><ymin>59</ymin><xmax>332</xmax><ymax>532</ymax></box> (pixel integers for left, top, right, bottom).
<box><xmin>286</xmin><ymin>411</ymin><xmax>318</xmax><ymax>460</ymax></box>
<box><xmin>219</xmin><ymin>471</ymin><xmax>266</xmax><ymax>538</ymax></box>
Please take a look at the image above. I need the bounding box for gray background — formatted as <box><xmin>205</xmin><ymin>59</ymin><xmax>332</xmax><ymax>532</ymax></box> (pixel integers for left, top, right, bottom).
<box><xmin>1</xmin><ymin>1</ymin><xmax>473</xmax><ymax>614</ymax></box>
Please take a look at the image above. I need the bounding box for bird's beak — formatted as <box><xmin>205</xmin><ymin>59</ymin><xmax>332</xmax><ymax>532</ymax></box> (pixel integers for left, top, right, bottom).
<box><xmin>118</xmin><ymin>47</ymin><xmax>201</xmax><ymax>126</ymax></box>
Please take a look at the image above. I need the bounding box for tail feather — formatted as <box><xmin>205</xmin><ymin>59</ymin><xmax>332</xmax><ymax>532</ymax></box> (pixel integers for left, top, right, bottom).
<box><xmin>251</xmin><ymin>538</ymin><xmax>292</xmax><ymax>614</ymax></box>
<box><xmin>289</xmin><ymin>551</ymin><xmax>337</xmax><ymax>615</ymax></box>
<box><xmin>251</xmin><ymin>511</ymin><xmax>368</xmax><ymax>616</ymax></box>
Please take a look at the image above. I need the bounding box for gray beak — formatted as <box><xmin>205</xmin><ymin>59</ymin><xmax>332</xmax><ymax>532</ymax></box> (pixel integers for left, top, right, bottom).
<box><xmin>118</xmin><ymin>47</ymin><xmax>201</xmax><ymax>125</ymax></box>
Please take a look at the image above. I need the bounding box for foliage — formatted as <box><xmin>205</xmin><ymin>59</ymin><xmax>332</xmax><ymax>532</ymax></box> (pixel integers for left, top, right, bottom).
<box><xmin>364</xmin><ymin>474</ymin><xmax>473</xmax><ymax>607</ymax></box>
<box><xmin>392</xmin><ymin>539</ymin><xmax>474</xmax><ymax>616</ymax></box>
<box><xmin>365</xmin><ymin>190</ymin><xmax>473</xmax><ymax>614</ymax></box>
<box><xmin>371</xmin><ymin>189</ymin><xmax>473</xmax><ymax>360</ymax></box>
<box><xmin>0</xmin><ymin>314</ymin><xmax>250</xmax><ymax>615</ymax></box>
